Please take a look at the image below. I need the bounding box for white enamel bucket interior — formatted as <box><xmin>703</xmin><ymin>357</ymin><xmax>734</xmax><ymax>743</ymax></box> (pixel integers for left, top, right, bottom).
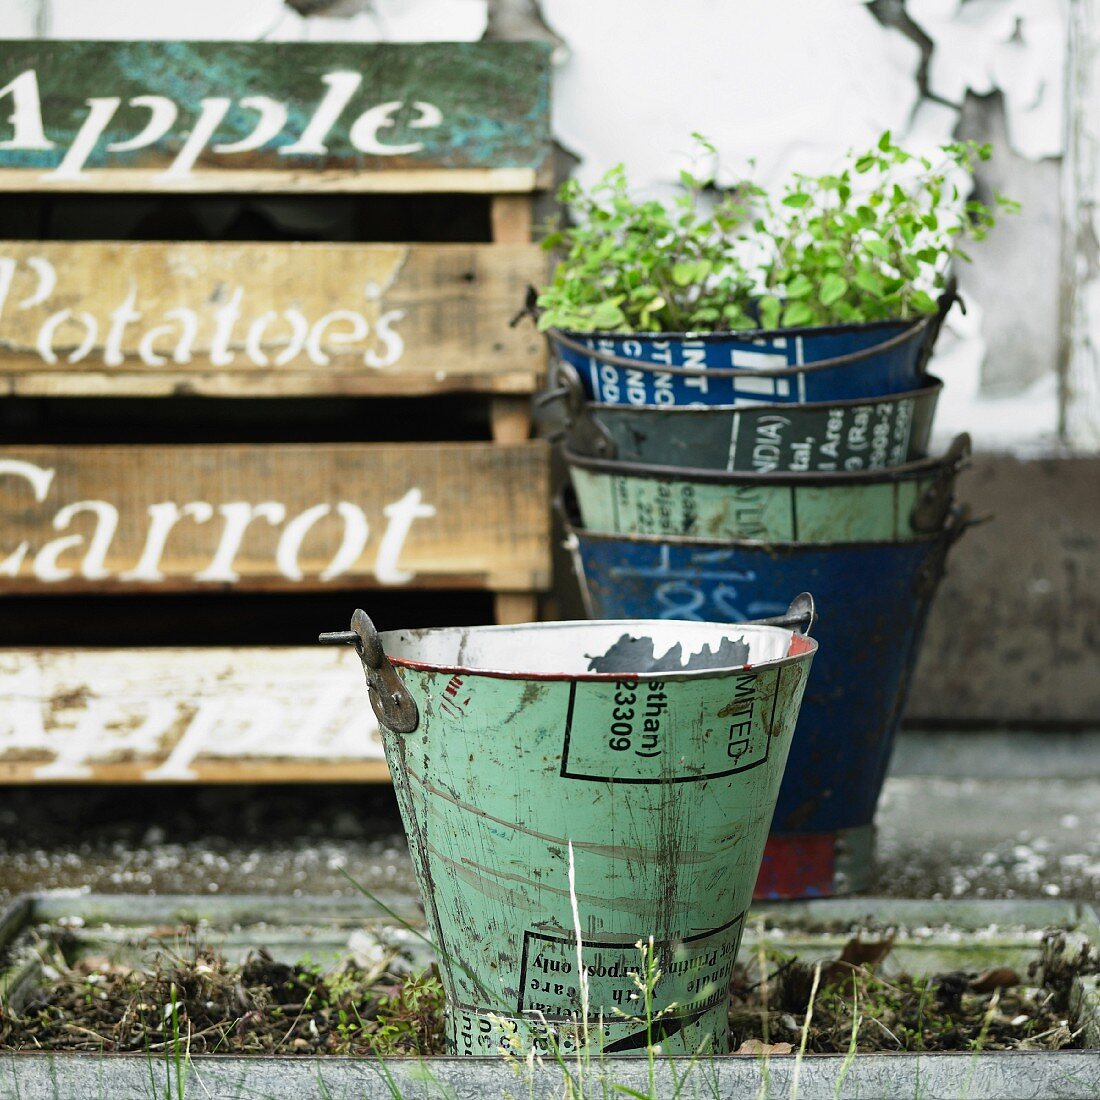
<box><xmin>380</xmin><ymin>619</ymin><xmax>813</xmax><ymax>678</ymax></box>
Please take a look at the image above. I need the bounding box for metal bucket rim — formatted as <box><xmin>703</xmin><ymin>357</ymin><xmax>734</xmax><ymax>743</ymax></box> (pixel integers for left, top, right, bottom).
<box><xmin>379</xmin><ymin>619</ymin><xmax>817</xmax><ymax>682</ymax></box>
<box><xmin>563</xmin><ymin>433</ymin><xmax>970</xmax><ymax>486</ymax></box>
<box><xmin>558</xmin><ymin>315</ymin><xmax>915</xmax><ymax>341</ymax></box>
<box><xmin>579</xmin><ymin>376</ymin><xmax>943</xmax><ymax>417</ymax></box>
<box><xmin>547</xmin><ymin>312</ymin><xmax>932</xmax><ymax>380</ymax></box>
<box><xmin>562</xmin><ymin>516</ymin><xmax>966</xmax><ymax>552</ymax></box>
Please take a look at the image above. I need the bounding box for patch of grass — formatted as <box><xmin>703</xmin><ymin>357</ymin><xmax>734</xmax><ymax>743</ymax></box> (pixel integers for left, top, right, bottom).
<box><xmin>1</xmin><ymin>926</ymin><xmax>1094</xmax><ymax>1065</ymax></box>
<box><xmin>0</xmin><ymin>935</ymin><xmax>445</xmax><ymax>1057</ymax></box>
<box><xmin>727</xmin><ymin>930</ymin><xmax>1098</xmax><ymax>1055</ymax></box>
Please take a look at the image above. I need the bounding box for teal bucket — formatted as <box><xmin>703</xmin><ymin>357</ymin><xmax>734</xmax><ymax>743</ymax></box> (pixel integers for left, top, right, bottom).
<box><xmin>321</xmin><ymin>607</ymin><xmax>817</xmax><ymax>1057</ymax></box>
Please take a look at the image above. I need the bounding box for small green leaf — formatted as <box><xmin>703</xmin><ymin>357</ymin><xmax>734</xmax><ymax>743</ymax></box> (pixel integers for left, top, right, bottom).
<box><xmin>781</xmin><ymin>301</ymin><xmax>815</xmax><ymax>328</ymax></box>
<box><xmin>758</xmin><ymin>296</ymin><xmax>782</xmax><ymax>330</ymax></box>
<box><xmin>672</xmin><ymin>261</ymin><xmax>697</xmax><ymax>287</ymax></box>
<box><xmin>909</xmin><ymin>290</ymin><xmax>937</xmax><ymax>313</ymax></box>
<box><xmin>878</xmin><ymin>130</ymin><xmax>892</xmax><ymax>152</ymax></box>
<box><xmin>782</xmin><ymin>192</ymin><xmax>812</xmax><ymax>208</ymax></box>
<box><xmin>785</xmin><ymin>273</ymin><xmax>814</xmax><ymax>300</ymax></box>
<box><xmin>819</xmin><ymin>273</ymin><xmax>848</xmax><ymax>306</ymax></box>
<box><xmin>853</xmin><ymin>269</ymin><xmax>884</xmax><ymax>298</ymax></box>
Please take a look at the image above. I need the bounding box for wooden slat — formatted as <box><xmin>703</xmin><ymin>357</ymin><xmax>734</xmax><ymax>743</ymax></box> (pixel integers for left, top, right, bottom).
<box><xmin>490</xmin><ymin>194</ymin><xmax>535</xmax><ymax>244</ymax></box>
<box><xmin>0</xmin><ymin>441</ymin><xmax>550</xmax><ymax>593</ymax></box>
<box><xmin>0</xmin><ymin>41</ymin><xmax>552</xmax><ymax>192</ymax></box>
<box><xmin>0</xmin><ymin>241</ymin><xmax>546</xmax><ymax>397</ymax></box>
<box><xmin>0</xmin><ymin>647</ymin><xmax>391</xmax><ymax>783</ymax></box>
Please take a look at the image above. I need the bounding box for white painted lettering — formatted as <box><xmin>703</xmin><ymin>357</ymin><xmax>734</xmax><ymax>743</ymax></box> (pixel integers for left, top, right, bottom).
<box><xmin>273</xmin><ymin>309</ymin><xmax>309</xmax><ymax>366</ymax></box>
<box><xmin>0</xmin><ymin>70</ymin><xmax>53</xmax><ymax>150</ymax></box>
<box><xmin>121</xmin><ymin>501</ymin><xmax>214</xmax><ymax>582</ymax></box>
<box><xmin>103</xmin><ymin>284</ymin><xmax>141</xmax><ymax>366</ymax></box>
<box><xmin>21</xmin><ymin>256</ymin><xmax>56</xmax><ymax>308</ymax></box>
<box><xmin>49</xmin><ymin>96</ymin><xmax>121</xmax><ymax>179</ymax></box>
<box><xmin>209</xmin><ymin>286</ymin><xmax>243</xmax><ymax>367</ymax></box>
<box><xmin>375</xmin><ymin>489</ymin><xmax>435</xmax><ymax>584</ymax></box>
<box><xmin>107</xmin><ymin>95</ymin><xmax>178</xmax><ymax>152</ymax></box>
<box><xmin>365</xmin><ymin>308</ymin><xmax>405</xmax><ymax>368</ymax></box>
<box><xmin>36</xmin><ymin>309</ymin><xmax>98</xmax><ymax>365</ymax></box>
<box><xmin>350</xmin><ymin>101</ymin><xmax>423</xmax><ymax>155</ymax></box>
<box><xmin>195</xmin><ymin>501</ymin><xmax>286</xmax><ymax>583</ymax></box>
<box><xmin>160</xmin><ymin>96</ymin><xmax>230</xmax><ymax>178</ymax></box>
<box><xmin>281</xmin><ymin>71</ymin><xmax>362</xmax><ymax>156</ymax></box>
<box><xmin>306</xmin><ymin>309</ymin><xmax>369</xmax><ymax>366</ymax></box>
<box><xmin>212</xmin><ymin>96</ymin><xmax>287</xmax><ymax>154</ymax></box>
<box><xmin>48</xmin><ymin>500</ymin><xmax>119</xmax><ymax>580</ymax></box>
<box><xmin>0</xmin><ymin>460</ymin><xmax>54</xmax><ymax>576</ymax></box>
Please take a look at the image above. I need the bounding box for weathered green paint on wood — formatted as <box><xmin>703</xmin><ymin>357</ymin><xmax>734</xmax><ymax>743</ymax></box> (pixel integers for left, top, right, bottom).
<box><xmin>0</xmin><ymin>41</ymin><xmax>552</xmax><ymax>191</ymax></box>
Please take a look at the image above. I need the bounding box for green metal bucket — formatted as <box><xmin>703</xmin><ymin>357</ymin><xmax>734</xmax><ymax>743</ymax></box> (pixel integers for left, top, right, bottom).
<box><xmin>566</xmin><ymin>434</ymin><xmax>969</xmax><ymax>544</ymax></box>
<box><xmin>320</xmin><ymin>607</ymin><xmax>817</xmax><ymax>1057</ymax></box>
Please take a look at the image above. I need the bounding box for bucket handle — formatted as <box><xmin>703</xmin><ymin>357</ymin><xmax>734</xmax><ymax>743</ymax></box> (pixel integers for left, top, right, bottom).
<box><xmin>909</xmin><ymin>432</ymin><xmax>972</xmax><ymax>533</ymax></box>
<box><xmin>747</xmin><ymin>592</ymin><xmax>817</xmax><ymax>637</ymax></box>
<box><xmin>537</xmin><ymin>360</ymin><xmax>618</xmax><ymax>459</ymax></box>
<box><xmin>319</xmin><ymin>610</ymin><xmax>420</xmax><ymax>734</ymax></box>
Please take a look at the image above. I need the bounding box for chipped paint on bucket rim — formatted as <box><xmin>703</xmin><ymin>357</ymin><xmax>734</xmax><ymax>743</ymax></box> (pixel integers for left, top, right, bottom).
<box><xmin>380</xmin><ymin>618</ymin><xmax>816</xmax><ymax>682</ymax></box>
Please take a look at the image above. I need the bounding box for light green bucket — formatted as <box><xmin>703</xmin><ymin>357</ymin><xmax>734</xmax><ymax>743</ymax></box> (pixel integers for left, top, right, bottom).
<box><xmin>321</xmin><ymin>603</ymin><xmax>817</xmax><ymax>1057</ymax></box>
<box><xmin>565</xmin><ymin>434</ymin><xmax>970</xmax><ymax>544</ymax></box>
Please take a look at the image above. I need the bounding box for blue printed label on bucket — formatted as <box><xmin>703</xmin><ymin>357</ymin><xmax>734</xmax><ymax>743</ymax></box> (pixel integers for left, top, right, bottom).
<box><xmin>560</xmin><ymin>670</ymin><xmax>777</xmax><ymax>783</ymax></box>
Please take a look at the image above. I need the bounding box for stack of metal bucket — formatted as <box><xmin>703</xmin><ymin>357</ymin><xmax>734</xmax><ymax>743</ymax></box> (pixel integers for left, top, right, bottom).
<box><xmin>543</xmin><ymin>291</ymin><xmax>971</xmax><ymax>899</ymax></box>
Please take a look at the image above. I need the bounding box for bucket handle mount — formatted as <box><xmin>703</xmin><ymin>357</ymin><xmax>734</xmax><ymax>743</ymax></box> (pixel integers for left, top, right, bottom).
<box><xmin>749</xmin><ymin>592</ymin><xmax>817</xmax><ymax>637</ymax></box>
<box><xmin>319</xmin><ymin>610</ymin><xmax>420</xmax><ymax>734</ymax></box>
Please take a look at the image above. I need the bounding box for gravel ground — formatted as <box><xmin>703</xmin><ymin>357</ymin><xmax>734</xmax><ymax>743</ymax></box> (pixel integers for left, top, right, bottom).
<box><xmin>1</xmin><ymin>764</ymin><xmax>1098</xmax><ymax>906</ymax></box>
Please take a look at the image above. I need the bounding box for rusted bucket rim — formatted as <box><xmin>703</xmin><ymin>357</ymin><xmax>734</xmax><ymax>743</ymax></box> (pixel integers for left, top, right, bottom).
<box><xmin>564</xmin><ymin>432</ymin><xmax>971</xmax><ymax>486</ymax></box>
<box><xmin>379</xmin><ymin>619</ymin><xmax>817</xmax><ymax>682</ymax></box>
<box><xmin>546</xmin><ymin>313</ymin><xmax>933</xmax><ymax>379</ymax></box>
<box><xmin>568</xmin><ymin>376</ymin><xmax>944</xmax><ymax>417</ymax></box>
<box><xmin>560</xmin><ymin>503</ymin><xmax>974</xmax><ymax>551</ymax></box>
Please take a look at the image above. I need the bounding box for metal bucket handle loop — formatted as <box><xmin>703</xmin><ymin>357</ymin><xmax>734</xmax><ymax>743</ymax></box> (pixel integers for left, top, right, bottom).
<box><xmin>749</xmin><ymin>592</ymin><xmax>817</xmax><ymax>637</ymax></box>
<box><xmin>909</xmin><ymin>432</ymin><xmax>971</xmax><ymax>533</ymax></box>
<box><xmin>319</xmin><ymin>610</ymin><xmax>420</xmax><ymax>734</ymax></box>
<box><xmin>542</xmin><ymin>360</ymin><xmax>618</xmax><ymax>459</ymax></box>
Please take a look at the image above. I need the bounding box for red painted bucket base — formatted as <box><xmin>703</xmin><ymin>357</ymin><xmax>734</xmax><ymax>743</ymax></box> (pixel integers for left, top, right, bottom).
<box><xmin>754</xmin><ymin>824</ymin><xmax>875</xmax><ymax>900</ymax></box>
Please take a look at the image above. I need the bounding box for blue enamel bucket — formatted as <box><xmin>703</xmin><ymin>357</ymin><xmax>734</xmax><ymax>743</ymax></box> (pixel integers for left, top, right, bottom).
<box><xmin>564</xmin><ymin>511</ymin><xmax>970</xmax><ymax>898</ymax></box>
<box><xmin>540</xmin><ymin>282</ymin><xmax>955</xmax><ymax>408</ymax></box>
<box><xmin>547</xmin><ymin>318</ymin><xmax>926</xmax><ymax>407</ymax></box>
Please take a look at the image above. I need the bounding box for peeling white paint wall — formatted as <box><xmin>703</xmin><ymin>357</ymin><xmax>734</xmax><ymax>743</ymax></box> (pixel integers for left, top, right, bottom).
<box><xmin>540</xmin><ymin>0</ymin><xmax>1070</xmax><ymax>455</ymax></box>
<box><xmin>0</xmin><ymin>0</ymin><xmax>1093</xmax><ymax>455</ymax></box>
<box><xmin>1064</xmin><ymin>0</ymin><xmax>1100</xmax><ymax>449</ymax></box>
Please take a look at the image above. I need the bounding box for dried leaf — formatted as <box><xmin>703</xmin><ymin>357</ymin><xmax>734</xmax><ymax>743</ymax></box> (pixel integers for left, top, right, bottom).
<box><xmin>821</xmin><ymin>933</ymin><xmax>895</xmax><ymax>987</ymax></box>
<box><xmin>838</xmin><ymin>933</ymin><xmax>896</xmax><ymax>969</ymax></box>
<box><xmin>970</xmin><ymin>967</ymin><xmax>1020</xmax><ymax>993</ymax></box>
<box><xmin>735</xmin><ymin>1039</ymin><xmax>793</xmax><ymax>1055</ymax></box>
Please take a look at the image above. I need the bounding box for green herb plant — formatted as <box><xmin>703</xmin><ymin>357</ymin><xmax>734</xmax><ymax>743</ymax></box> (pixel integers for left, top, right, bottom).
<box><xmin>753</xmin><ymin>132</ymin><xmax>1018</xmax><ymax>329</ymax></box>
<box><xmin>537</xmin><ymin>135</ymin><xmax>757</xmax><ymax>334</ymax></box>
<box><xmin>536</xmin><ymin>133</ymin><xmax>1017</xmax><ymax>335</ymax></box>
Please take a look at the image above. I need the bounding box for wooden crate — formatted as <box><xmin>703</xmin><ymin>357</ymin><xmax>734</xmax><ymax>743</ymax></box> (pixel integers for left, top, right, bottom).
<box><xmin>0</xmin><ymin>40</ymin><xmax>554</xmax><ymax>782</ymax></box>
